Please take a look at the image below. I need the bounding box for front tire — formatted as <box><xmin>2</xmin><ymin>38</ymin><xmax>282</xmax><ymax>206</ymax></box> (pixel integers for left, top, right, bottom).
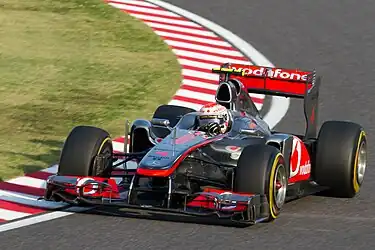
<box><xmin>58</xmin><ymin>126</ymin><xmax>113</xmax><ymax>177</ymax></box>
<box><xmin>315</xmin><ymin>121</ymin><xmax>367</xmax><ymax>198</ymax></box>
<box><xmin>234</xmin><ymin>145</ymin><xmax>288</xmax><ymax>221</ymax></box>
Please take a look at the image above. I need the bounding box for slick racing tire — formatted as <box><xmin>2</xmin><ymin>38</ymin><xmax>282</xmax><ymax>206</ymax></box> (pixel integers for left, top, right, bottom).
<box><xmin>234</xmin><ymin>144</ymin><xmax>288</xmax><ymax>222</ymax></box>
<box><xmin>58</xmin><ymin>126</ymin><xmax>113</xmax><ymax>177</ymax></box>
<box><xmin>315</xmin><ymin>121</ymin><xmax>367</xmax><ymax>198</ymax></box>
<box><xmin>151</xmin><ymin>104</ymin><xmax>195</xmax><ymax>138</ymax></box>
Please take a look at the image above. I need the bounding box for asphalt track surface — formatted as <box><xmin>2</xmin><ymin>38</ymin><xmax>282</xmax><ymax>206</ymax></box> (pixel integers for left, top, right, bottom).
<box><xmin>1</xmin><ymin>1</ymin><xmax>375</xmax><ymax>249</ymax></box>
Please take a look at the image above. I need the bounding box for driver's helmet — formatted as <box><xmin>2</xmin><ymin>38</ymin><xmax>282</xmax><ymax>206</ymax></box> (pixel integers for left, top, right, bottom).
<box><xmin>197</xmin><ymin>103</ymin><xmax>231</xmax><ymax>134</ymax></box>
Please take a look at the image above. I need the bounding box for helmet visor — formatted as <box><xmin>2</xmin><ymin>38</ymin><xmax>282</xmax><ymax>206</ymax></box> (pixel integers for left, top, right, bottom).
<box><xmin>198</xmin><ymin>115</ymin><xmax>224</xmax><ymax>126</ymax></box>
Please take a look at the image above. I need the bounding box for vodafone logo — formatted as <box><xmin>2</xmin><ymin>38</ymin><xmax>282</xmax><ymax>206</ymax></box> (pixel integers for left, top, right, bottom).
<box><xmin>225</xmin><ymin>146</ymin><xmax>241</xmax><ymax>152</ymax></box>
<box><xmin>231</xmin><ymin>66</ymin><xmax>308</xmax><ymax>81</ymax></box>
<box><xmin>290</xmin><ymin>137</ymin><xmax>302</xmax><ymax>178</ymax></box>
<box><xmin>76</xmin><ymin>177</ymin><xmax>99</xmax><ymax>195</ymax></box>
<box><xmin>290</xmin><ymin>137</ymin><xmax>311</xmax><ymax>178</ymax></box>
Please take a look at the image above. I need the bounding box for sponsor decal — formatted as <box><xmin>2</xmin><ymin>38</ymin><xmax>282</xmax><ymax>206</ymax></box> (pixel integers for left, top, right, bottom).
<box><xmin>290</xmin><ymin>137</ymin><xmax>311</xmax><ymax>178</ymax></box>
<box><xmin>148</xmin><ymin>155</ymin><xmax>169</xmax><ymax>160</ymax></box>
<box><xmin>175</xmin><ymin>133</ymin><xmax>196</xmax><ymax>144</ymax></box>
<box><xmin>214</xmin><ymin>191</ymin><xmax>237</xmax><ymax>210</ymax></box>
<box><xmin>225</xmin><ymin>146</ymin><xmax>241</xmax><ymax>152</ymax></box>
<box><xmin>299</xmin><ymin>161</ymin><xmax>311</xmax><ymax>175</ymax></box>
<box><xmin>76</xmin><ymin>177</ymin><xmax>99</xmax><ymax>195</ymax></box>
<box><xmin>225</xmin><ymin>146</ymin><xmax>242</xmax><ymax>160</ymax></box>
<box><xmin>230</xmin><ymin>153</ymin><xmax>241</xmax><ymax>160</ymax></box>
<box><xmin>150</xmin><ymin>161</ymin><xmax>160</xmax><ymax>166</ymax></box>
<box><xmin>231</xmin><ymin>66</ymin><xmax>308</xmax><ymax>81</ymax></box>
<box><xmin>155</xmin><ymin>151</ymin><xmax>168</xmax><ymax>157</ymax></box>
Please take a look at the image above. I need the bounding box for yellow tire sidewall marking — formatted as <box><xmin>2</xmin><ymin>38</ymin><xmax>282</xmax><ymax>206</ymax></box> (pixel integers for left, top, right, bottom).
<box><xmin>268</xmin><ymin>153</ymin><xmax>283</xmax><ymax>219</ymax></box>
<box><xmin>97</xmin><ymin>137</ymin><xmax>111</xmax><ymax>156</ymax></box>
<box><xmin>353</xmin><ymin>131</ymin><xmax>366</xmax><ymax>193</ymax></box>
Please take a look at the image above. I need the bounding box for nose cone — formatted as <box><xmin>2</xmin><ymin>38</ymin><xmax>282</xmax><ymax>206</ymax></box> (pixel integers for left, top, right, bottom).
<box><xmin>140</xmin><ymin>149</ymin><xmax>175</xmax><ymax>169</ymax></box>
<box><xmin>139</xmin><ymin>129</ymin><xmax>209</xmax><ymax>170</ymax></box>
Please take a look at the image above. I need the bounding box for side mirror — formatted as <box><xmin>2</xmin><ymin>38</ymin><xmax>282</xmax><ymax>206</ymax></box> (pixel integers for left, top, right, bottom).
<box><xmin>151</xmin><ymin>118</ymin><xmax>171</xmax><ymax>127</ymax></box>
<box><xmin>239</xmin><ymin>128</ymin><xmax>264</xmax><ymax>137</ymax></box>
<box><xmin>151</xmin><ymin>118</ymin><xmax>174</xmax><ymax>132</ymax></box>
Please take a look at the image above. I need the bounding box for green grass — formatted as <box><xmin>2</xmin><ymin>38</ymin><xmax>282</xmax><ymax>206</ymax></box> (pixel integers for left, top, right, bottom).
<box><xmin>0</xmin><ymin>0</ymin><xmax>182</xmax><ymax>181</ymax></box>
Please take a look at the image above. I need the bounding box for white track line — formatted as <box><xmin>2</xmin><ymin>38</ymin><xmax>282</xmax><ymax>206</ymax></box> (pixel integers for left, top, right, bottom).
<box><xmin>108</xmin><ymin>0</ymin><xmax>157</xmax><ymax>8</ymax></box>
<box><xmin>154</xmin><ymin>30</ymin><xmax>232</xmax><ymax>47</ymax></box>
<box><xmin>0</xmin><ymin>207</ymin><xmax>91</xmax><ymax>233</ymax></box>
<box><xmin>182</xmin><ymin>79</ymin><xmax>218</xmax><ymax>90</ymax></box>
<box><xmin>6</xmin><ymin>176</ymin><xmax>46</xmax><ymax>189</ymax></box>
<box><xmin>173</xmin><ymin>49</ymin><xmax>250</xmax><ymax>65</ymax></box>
<box><xmin>169</xmin><ymin>99</ymin><xmax>203</xmax><ymax>110</ymax></box>
<box><xmin>129</xmin><ymin>13</ymin><xmax>202</xmax><ymax>27</ymax></box>
<box><xmin>40</xmin><ymin>164</ymin><xmax>58</xmax><ymax>174</ymax></box>
<box><xmin>182</xmin><ymin>69</ymin><xmax>218</xmax><ymax>81</ymax></box>
<box><xmin>108</xmin><ymin>3</ymin><xmax>180</xmax><ymax>17</ymax></box>
<box><xmin>113</xmin><ymin>141</ymin><xmax>127</xmax><ymax>152</ymax></box>
<box><xmin>145</xmin><ymin>22</ymin><xmax>217</xmax><ymax>37</ymax></box>
<box><xmin>0</xmin><ymin>190</ymin><xmax>67</xmax><ymax>209</ymax></box>
<box><xmin>175</xmin><ymin>89</ymin><xmax>215</xmax><ymax>102</ymax></box>
<box><xmin>165</xmin><ymin>40</ymin><xmax>243</xmax><ymax>57</ymax></box>
<box><xmin>178</xmin><ymin>59</ymin><xmax>222</xmax><ymax>71</ymax></box>
<box><xmin>0</xmin><ymin>209</ymin><xmax>32</xmax><ymax>221</ymax></box>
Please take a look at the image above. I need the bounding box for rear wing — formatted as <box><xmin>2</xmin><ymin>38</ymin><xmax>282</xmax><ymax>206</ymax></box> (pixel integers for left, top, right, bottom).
<box><xmin>212</xmin><ymin>64</ymin><xmax>318</xmax><ymax>98</ymax></box>
<box><xmin>212</xmin><ymin>64</ymin><xmax>321</xmax><ymax>139</ymax></box>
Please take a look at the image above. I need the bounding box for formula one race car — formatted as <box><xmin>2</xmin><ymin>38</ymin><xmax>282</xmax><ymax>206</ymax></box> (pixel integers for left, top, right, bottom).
<box><xmin>43</xmin><ymin>63</ymin><xmax>367</xmax><ymax>225</ymax></box>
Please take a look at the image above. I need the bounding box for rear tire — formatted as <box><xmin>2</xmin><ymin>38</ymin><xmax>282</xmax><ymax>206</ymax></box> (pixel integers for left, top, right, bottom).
<box><xmin>315</xmin><ymin>121</ymin><xmax>367</xmax><ymax>198</ymax></box>
<box><xmin>234</xmin><ymin>144</ymin><xmax>287</xmax><ymax>221</ymax></box>
<box><xmin>58</xmin><ymin>126</ymin><xmax>113</xmax><ymax>177</ymax></box>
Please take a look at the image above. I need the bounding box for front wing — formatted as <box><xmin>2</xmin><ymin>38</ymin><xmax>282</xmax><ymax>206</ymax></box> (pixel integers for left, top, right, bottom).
<box><xmin>43</xmin><ymin>175</ymin><xmax>270</xmax><ymax>224</ymax></box>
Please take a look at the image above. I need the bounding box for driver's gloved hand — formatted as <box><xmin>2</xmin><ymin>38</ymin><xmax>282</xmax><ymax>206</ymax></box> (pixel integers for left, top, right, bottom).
<box><xmin>206</xmin><ymin>122</ymin><xmax>221</xmax><ymax>136</ymax></box>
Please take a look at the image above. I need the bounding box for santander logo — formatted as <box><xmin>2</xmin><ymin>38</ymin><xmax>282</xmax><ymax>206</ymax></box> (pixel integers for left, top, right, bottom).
<box><xmin>231</xmin><ymin>66</ymin><xmax>309</xmax><ymax>81</ymax></box>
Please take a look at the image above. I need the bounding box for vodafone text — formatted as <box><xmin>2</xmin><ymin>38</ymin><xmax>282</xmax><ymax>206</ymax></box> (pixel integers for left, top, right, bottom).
<box><xmin>231</xmin><ymin>66</ymin><xmax>308</xmax><ymax>81</ymax></box>
<box><xmin>299</xmin><ymin>161</ymin><xmax>311</xmax><ymax>175</ymax></box>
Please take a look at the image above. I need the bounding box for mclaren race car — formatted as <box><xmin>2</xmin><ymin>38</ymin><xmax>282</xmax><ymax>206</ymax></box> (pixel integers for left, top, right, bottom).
<box><xmin>43</xmin><ymin>64</ymin><xmax>367</xmax><ymax>225</ymax></box>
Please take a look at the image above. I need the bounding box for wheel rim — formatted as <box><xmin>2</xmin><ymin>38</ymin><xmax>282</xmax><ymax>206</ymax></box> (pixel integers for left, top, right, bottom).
<box><xmin>274</xmin><ymin>164</ymin><xmax>287</xmax><ymax>209</ymax></box>
<box><xmin>357</xmin><ymin>140</ymin><xmax>367</xmax><ymax>185</ymax></box>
